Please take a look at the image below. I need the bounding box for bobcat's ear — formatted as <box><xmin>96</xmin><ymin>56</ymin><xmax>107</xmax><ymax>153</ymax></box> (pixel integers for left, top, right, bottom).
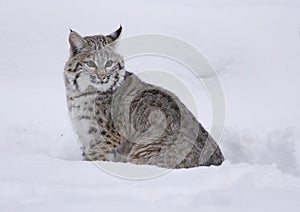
<box><xmin>105</xmin><ymin>25</ymin><xmax>122</xmax><ymax>44</ymax></box>
<box><xmin>69</xmin><ymin>30</ymin><xmax>86</xmax><ymax>55</ymax></box>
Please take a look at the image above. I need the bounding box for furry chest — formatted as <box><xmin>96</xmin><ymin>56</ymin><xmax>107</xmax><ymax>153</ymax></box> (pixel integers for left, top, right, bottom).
<box><xmin>71</xmin><ymin>96</ymin><xmax>99</xmax><ymax>148</ymax></box>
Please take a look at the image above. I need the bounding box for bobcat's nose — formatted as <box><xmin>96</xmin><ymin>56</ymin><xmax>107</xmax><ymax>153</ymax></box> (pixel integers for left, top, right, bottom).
<box><xmin>96</xmin><ymin>70</ymin><xmax>107</xmax><ymax>80</ymax></box>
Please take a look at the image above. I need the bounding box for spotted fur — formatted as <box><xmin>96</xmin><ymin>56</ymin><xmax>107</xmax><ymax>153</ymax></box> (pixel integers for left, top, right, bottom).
<box><xmin>64</xmin><ymin>27</ymin><xmax>224</xmax><ymax>168</ymax></box>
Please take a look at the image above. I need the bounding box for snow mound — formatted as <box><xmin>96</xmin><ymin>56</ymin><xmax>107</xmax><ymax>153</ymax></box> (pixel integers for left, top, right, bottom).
<box><xmin>0</xmin><ymin>154</ymin><xmax>300</xmax><ymax>212</ymax></box>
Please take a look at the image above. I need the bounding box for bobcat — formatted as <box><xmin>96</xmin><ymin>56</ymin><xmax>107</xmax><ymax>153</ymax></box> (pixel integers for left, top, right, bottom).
<box><xmin>64</xmin><ymin>26</ymin><xmax>224</xmax><ymax>168</ymax></box>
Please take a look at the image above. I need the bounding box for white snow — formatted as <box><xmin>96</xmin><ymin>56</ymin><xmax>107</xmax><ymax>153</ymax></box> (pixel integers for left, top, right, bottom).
<box><xmin>1</xmin><ymin>0</ymin><xmax>300</xmax><ymax>211</ymax></box>
<box><xmin>1</xmin><ymin>154</ymin><xmax>300</xmax><ymax>212</ymax></box>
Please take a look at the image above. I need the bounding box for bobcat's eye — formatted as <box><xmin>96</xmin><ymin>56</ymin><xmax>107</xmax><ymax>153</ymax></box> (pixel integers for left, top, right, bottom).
<box><xmin>86</xmin><ymin>61</ymin><xmax>96</xmax><ymax>68</ymax></box>
<box><xmin>105</xmin><ymin>60</ymin><xmax>113</xmax><ymax>68</ymax></box>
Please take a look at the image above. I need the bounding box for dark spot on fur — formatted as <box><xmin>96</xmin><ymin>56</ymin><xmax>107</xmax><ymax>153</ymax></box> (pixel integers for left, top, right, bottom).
<box><xmin>88</xmin><ymin>127</ymin><xmax>97</xmax><ymax>134</ymax></box>
<box><xmin>78</xmin><ymin>115</ymin><xmax>91</xmax><ymax>120</ymax></box>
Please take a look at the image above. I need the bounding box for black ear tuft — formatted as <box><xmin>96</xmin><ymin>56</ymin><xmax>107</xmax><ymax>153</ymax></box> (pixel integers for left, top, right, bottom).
<box><xmin>106</xmin><ymin>25</ymin><xmax>122</xmax><ymax>43</ymax></box>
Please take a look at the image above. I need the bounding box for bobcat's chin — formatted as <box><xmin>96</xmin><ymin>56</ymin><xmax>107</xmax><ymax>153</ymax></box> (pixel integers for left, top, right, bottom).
<box><xmin>92</xmin><ymin>69</ymin><xmax>126</xmax><ymax>93</ymax></box>
<box><xmin>90</xmin><ymin>77</ymin><xmax>110</xmax><ymax>85</ymax></box>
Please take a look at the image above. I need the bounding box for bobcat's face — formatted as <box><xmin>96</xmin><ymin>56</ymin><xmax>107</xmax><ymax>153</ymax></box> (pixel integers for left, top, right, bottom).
<box><xmin>64</xmin><ymin>26</ymin><xmax>125</xmax><ymax>93</ymax></box>
<box><xmin>65</xmin><ymin>47</ymin><xmax>125</xmax><ymax>93</ymax></box>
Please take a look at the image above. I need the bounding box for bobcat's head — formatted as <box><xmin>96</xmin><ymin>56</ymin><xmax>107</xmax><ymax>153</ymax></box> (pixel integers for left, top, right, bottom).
<box><xmin>64</xmin><ymin>26</ymin><xmax>125</xmax><ymax>93</ymax></box>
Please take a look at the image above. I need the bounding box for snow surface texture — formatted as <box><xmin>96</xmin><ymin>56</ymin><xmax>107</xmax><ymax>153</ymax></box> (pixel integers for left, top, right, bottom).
<box><xmin>0</xmin><ymin>0</ymin><xmax>300</xmax><ymax>211</ymax></box>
